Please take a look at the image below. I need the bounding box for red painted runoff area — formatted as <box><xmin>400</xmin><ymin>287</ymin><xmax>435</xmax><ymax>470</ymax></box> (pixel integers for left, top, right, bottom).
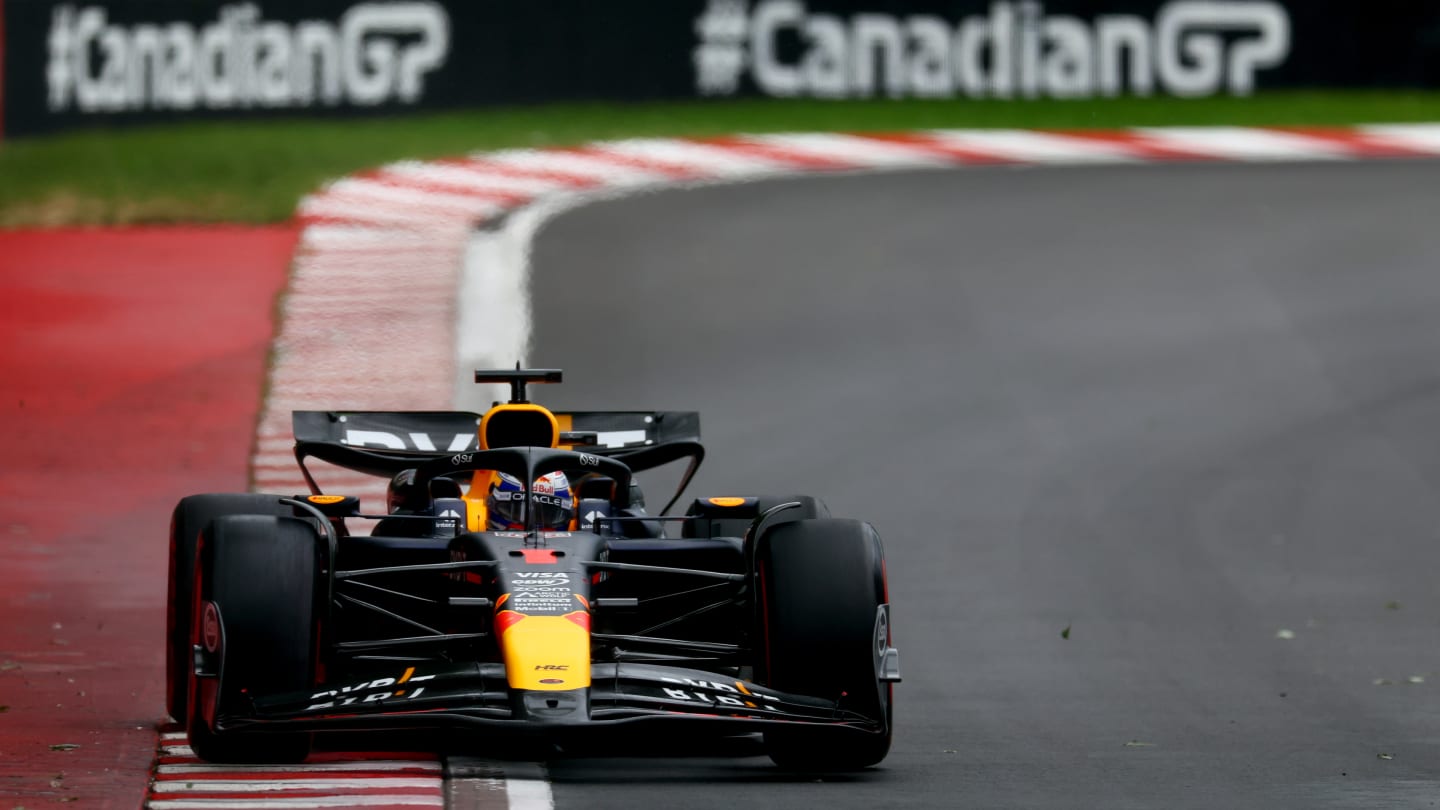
<box><xmin>0</xmin><ymin>226</ymin><xmax>295</xmax><ymax>807</ymax></box>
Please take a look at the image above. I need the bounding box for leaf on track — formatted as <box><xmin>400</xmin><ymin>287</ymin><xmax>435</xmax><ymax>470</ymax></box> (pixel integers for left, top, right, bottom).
<box><xmin>1275</xmin><ymin>629</ymin><xmax>1296</xmax><ymax>640</ymax></box>
<box><xmin>1061</xmin><ymin>624</ymin><xmax>1071</xmax><ymax>640</ymax></box>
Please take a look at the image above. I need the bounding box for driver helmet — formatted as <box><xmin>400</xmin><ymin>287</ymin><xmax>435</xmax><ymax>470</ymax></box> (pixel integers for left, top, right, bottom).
<box><xmin>487</xmin><ymin>471</ymin><xmax>574</xmax><ymax>530</ymax></box>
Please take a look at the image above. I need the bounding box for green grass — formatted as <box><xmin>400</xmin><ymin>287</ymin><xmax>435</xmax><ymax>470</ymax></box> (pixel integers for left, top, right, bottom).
<box><xmin>2</xmin><ymin>91</ymin><xmax>1438</xmax><ymax>227</ymax></box>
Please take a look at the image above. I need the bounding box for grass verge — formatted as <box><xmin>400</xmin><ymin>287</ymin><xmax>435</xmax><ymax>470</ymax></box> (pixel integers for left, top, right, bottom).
<box><xmin>2</xmin><ymin>91</ymin><xmax>1438</xmax><ymax>227</ymax></box>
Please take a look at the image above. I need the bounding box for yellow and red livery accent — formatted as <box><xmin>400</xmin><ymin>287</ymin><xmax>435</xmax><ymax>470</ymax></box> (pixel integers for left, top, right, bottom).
<box><xmin>494</xmin><ymin>609</ymin><xmax>591</xmax><ymax>691</ymax></box>
<box><xmin>479</xmin><ymin>403</ymin><xmax>559</xmax><ymax>451</ymax></box>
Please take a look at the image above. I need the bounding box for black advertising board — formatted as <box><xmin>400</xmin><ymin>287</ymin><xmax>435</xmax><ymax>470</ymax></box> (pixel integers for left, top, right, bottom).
<box><xmin>0</xmin><ymin>1</ymin><xmax>701</xmax><ymax>137</ymax></box>
<box><xmin>687</xmin><ymin>0</ymin><xmax>1440</xmax><ymax>99</ymax></box>
<box><xmin>2</xmin><ymin>0</ymin><xmax>1439</xmax><ymax>138</ymax></box>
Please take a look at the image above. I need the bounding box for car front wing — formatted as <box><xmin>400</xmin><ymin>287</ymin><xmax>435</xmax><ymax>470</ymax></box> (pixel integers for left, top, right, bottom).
<box><xmin>221</xmin><ymin>662</ymin><xmax>884</xmax><ymax>739</ymax></box>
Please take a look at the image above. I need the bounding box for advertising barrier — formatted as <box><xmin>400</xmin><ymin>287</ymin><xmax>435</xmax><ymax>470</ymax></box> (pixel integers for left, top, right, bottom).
<box><xmin>2</xmin><ymin>0</ymin><xmax>1438</xmax><ymax>138</ymax></box>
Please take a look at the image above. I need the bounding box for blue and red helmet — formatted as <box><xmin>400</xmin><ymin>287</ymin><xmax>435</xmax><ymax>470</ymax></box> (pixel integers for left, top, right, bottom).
<box><xmin>486</xmin><ymin>471</ymin><xmax>574</xmax><ymax>530</ymax></box>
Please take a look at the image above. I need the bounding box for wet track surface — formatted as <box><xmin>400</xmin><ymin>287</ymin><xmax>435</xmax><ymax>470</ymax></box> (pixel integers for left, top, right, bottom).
<box><xmin>0</xmin><ymin>227</ymin><xmax>295</xmax><ymax>807</ymax></box>
<box><xmin>521</xmin><ymin>162</ymin><xmax>1440</xmax><ymax>808</ymax></box>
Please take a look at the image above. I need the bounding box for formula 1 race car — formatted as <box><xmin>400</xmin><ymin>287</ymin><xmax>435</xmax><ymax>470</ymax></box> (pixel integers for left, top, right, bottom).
<box><xmin>165</xmin><ymin>369</ymin><xmax>899</xmax><ymax>770</ymax></box>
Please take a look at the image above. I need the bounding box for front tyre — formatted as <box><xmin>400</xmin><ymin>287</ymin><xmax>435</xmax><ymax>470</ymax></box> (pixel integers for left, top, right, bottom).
<box><xmin>186</xmin><ymin>514</ymin><xmax>318</xmax><ymax>764</ymax></box>
<box><xmin>167</xmin><ymin>494</ymin><xmax>291</xmax><ymax>722</ymax></box>
<box><xmin>755</xmin><ymin>518</ymin><xmax>893</xmax><ymax>771</ymax></box>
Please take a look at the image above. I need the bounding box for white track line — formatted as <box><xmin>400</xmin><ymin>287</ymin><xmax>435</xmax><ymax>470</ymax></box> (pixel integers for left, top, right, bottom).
<box><xmin>445</xmin><ymin>758</ymin><xmax>552</xmax><ymax>810</ymax></box>
<box><xmin>502</xmin><ymin>762</ymin><xmax>554</xmax><ymax>810</ymax></box>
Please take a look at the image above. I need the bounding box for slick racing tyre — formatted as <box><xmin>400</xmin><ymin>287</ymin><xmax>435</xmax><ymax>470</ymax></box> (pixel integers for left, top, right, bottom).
<box><xmin>167</xmin><ymin>494</ymin><xmax>292</xmax><ymax>722</ymax></box>
<box><xmin>755</xmin><ymin>518</ymin><xmax>892</xmax><ymax>771</ymax></box>
<box><xmin>186</xmin><ymin>515</ymin><xmax>318</xmax><ymax>764</ymax></box>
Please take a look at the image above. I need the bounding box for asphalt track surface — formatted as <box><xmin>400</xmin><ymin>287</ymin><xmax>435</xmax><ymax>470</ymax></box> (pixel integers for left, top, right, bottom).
<box><xmin>521</xmin><ymin>161</ymin><xmax>1440</xmax><ymax>809</ymax></box>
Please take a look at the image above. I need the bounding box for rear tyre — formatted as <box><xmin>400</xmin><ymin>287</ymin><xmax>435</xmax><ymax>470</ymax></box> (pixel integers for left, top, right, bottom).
<box><xmin>755</xmin><ymin>518</ymin><xmax>892</xmax><ymax>771</ymax></box>
<box><xmin>186</xmin><ymin>515</ymin><xmax>317</xmax><ymax>764</ymax></box>
<box><xmin>167</xmin><ymin>494</ymin><xmax>292</xmax><ymax>722</ymax></box>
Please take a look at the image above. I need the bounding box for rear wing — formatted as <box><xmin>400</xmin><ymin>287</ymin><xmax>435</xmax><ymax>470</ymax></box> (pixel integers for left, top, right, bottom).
<box><xmin>290</xmin><ymin>410</ymin><xmax>704</xmax><ymax>513</ymax></box>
